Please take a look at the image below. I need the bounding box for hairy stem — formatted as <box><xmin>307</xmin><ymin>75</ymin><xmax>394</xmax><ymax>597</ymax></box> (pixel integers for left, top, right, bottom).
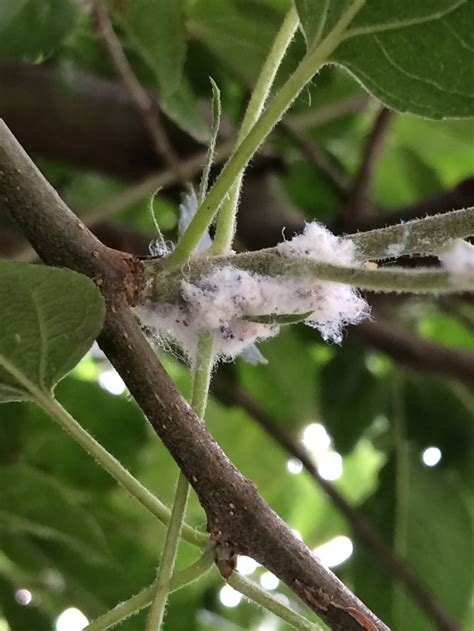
<box><xmin>85</xmin><ymin>546</ymin><xmax>215</xmax><ymax>631</ymax></box>
<box><xmin>145</xmin><ymin>248</ymin><xmax>474</xmax><ymax>304</ymax></box>
<box><xmin>212</xmin><ymin>4</ymin><xmax>300</xmax><ymax>254</ymax></box>
<box><xmin>229</xmin><ymin>572</ymin><xmax>322</xmax><ymax>631</ymax></box>
<box><xmin>86</xmin><ymin>559</ymin><xmax>320</xmax><ymax>631</ymax></box>
<box><xmin>146</xmin><ymin>334</ymin><xmax>214</xmax><ymax>630</ymax></box>
<box><xmin>350</xmin><ymin>207</ymin><xmax>474</xmax><ymax>260</ymax></box>
<box><xmin>0</xmin><ymin>356</ymin><xmax>205</xmax><ymax>547</ymax></box>
<box><xmin>167</xmin><ymin>0</ymin><xmax>366</xmax><ymax>266</ymax></box>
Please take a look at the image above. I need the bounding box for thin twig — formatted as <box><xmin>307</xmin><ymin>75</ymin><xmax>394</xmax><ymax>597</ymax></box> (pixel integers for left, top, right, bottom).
<box><xmin>342</xmin><ymin>107</ymin><xmax>395</xmax><ymax>224</ymax></box>
<box><xmin>282</xmin><ymin>123</ymin><xmax>350</xmax><ymax>197</ymax></box>
<box><xmin>83</xmin><ymin>140</ymin><xmax>235</xmax><ymax>226</ymax></box>
<box><xmin>91</xmin><ymin>0</ymin><xmax>186</xmax><ymax>183</ymax></box>
<box><xmin>214</xmin><ymin>378</ymin><xmax>461</xmax><ymax>631</ymax></box>
<box><xmin>353</xmin><ymin>319</ymin><xmax>474</xmax><ymax>387</ymax></box>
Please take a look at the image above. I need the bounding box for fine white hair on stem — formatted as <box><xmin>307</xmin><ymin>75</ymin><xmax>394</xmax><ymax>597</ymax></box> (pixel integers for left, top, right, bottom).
<box><xmin>137</xmin><ymin>222</ymin><xmax>370</xmax><ymax>365</ymax></box>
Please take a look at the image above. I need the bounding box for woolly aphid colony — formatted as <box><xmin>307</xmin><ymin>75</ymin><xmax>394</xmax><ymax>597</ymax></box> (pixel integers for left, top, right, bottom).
<box><xmin>136</xmin><ymin>222</ymin><xmax>370</xmax><ymax>366</ymax></box>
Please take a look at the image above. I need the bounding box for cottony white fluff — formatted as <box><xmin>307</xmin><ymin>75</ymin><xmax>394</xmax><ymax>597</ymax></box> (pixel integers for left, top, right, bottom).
<box><xmin>277</xmin><ymin>221</ymin><xmax>358</xmax><ymax>265</ymax></box>
<box><xmin>137</xmin><ymin>222</ymin><xmax>369</xmax><ymax>365</ymax></box>
<box><xmin>438</xmin><ymin>239</ymin><xmax>474</xmax><ymax>283</ymax></box>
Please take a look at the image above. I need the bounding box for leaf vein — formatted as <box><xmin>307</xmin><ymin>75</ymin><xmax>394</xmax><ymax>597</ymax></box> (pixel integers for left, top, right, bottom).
<box><xmin>373</xmin><ymin>33</ymin><xmax>474</xmax><ymax>99</ymax></box>
<box><xmin>332</xmin><ymin>60</ymin><xmax>439</xmax><ymax>117</ymax></box>
<box><xmin>344</xmin><ymin>0</ymin><xmax>466</xmax><ymax>39</ymax></box>
<box><xmin>31</xmin><ymin>289</ymin><xmax>48</xmax><ymax>391</ymax></box>
<box><xmin>313</xmin><ymin>0</ymin><xmax>330</xmax><ymax>49</ymax></box>
<box><xmin>441</xmin><ymin>18</ymin><xmax>474</xmax><ymax>53</ymax></box>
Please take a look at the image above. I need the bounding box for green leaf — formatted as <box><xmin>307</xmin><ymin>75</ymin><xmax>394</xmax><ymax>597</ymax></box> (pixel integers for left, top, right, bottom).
<box><xmin>188</xmin><ymin>0</ymin><xmax>287</xmax><ymax>85</ymax></box>
<box><xmin>0</xmin><ymin>0</ymin><xmax>29</xmax><ymax>27</ymax></box>
<box><xmin>352</xmin><ymin>454</ymin><xmax>473</xmax><ymax>629</ymax></box>
<box><xmin>0</xmin><ymin>465</ymin><xmax>107</xmax><ymax>560</ymax></box>
<box><xmin>371</xmin><ymin>144</ymin><xmax>444</xmax><ymax>208</ymax></box>
<box><xmin>0</xmin><ymin>262</ymin><xmax>105</xmax><ymax>402</ymax></box>
<box><xmin>22</xmin><ymin>378</ymin><xmax>148</xmax><ymax>491</ymax></box>
<box><xmin>402</xmin><ymin>375</ymin><xmax>473</xmax><ymax>475</ymax></box>
<box><xmin>237</xmin><ymin>328</ymin><xmax>317</xmax><ymax>428</ymax></box>
<box><xmin>243</xmin><ymin>310</ymin><xmax>314</xmax><ymax>325</ymax></box>
<box><xmin>320</xmin><ymin>344</ymin><xmax>384</xmax><ymax>454</ymax></box>
<box><xmin>296</xmin><ymin>1</ymin><xmax>474</xmax><ymax>118</ymax></box>
<box><xmin>391</xmin><ymin>117</ymin><xmax>474</xmax><ymax>186</ymax></box>
<box><xmin>0</xmin><ymin>0</ymin><xmax>80</xmax><ymax>60</ymax></box>
<box><xmin>418</xmin><ymin>312</ymin><xmax>474</xmax><ymax>350</ymax></box>
<box><xmin>395</xmin><ymin>146</ymin><xmax>444</xmax><ymax>199</ymax></box>
<box><xmin>117</xmin><ymin>0</ymin><xmax>187</xmax><ymax>97</ymax></box>
<box><xmin>160</xmin><ymin>78</ymin><xmax>211</xmax><ymax>143</ymax></box>
<box><xmin>198</xmin><ymin>78</ymin><xmax>222</xmax><ymax>203</ymax></box>
<box><xmin>332</xmin><ymin>0</ymin><xmax>474</xmax><ymax>118</ymax></box>
<box><xmin>295</xmin><ymin>0</ymin><xmax>332</xmax><ymax>48</ymax></box>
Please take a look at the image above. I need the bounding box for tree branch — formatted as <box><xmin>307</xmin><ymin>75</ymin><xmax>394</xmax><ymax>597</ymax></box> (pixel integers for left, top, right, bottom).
<box><xmin>342</xmin><ymin>108</ymin><xmax>395</xmax><ymax>224</ymax></box>
<box><xmin>90</xmin><ymin>0</ymin><xmax>186</xmax><ymax>184</ymax></box>
<box><xmin>0</xmin><ymin>61</ymin><xmax>200</xmax><ymax>179</ymax></box>
<box><xmin>213</xmin><ymin>378</ymin><xmax>461</xmax><ymax>631</ymax></box>
<box><xmin>0</xmin><ymin>123</ymin><xmax>388</xmax><ymax>630</ymax></box>
<box><xmin>352</xmin><ymin>319</ymin><xmax>474</xmax><ymax>387</ymax></box>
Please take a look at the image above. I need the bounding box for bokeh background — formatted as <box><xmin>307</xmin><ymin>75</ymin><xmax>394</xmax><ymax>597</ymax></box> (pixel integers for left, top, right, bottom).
<box><xmin>1</xmin><ymin>1</ymin><xmax>473</xmax><ymax>630</ymax></box>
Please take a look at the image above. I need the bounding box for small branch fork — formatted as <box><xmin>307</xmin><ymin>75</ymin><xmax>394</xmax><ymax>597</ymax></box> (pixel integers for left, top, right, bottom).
<box><xmin>0</xmin><ymin>122</ymin><xmax>389</xmax><ymax>630</ymax></box>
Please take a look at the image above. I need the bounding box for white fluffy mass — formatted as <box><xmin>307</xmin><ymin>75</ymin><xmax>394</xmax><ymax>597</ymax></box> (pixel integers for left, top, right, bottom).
<box><xmin>438</xmin><ymin>239</ymin><xmax>474</xmax><ymax>283</ymax></box>
<box><xmin>137</xmin><ymin>223</ymin><xmax>369</xmax><ymax>365</ymax></box>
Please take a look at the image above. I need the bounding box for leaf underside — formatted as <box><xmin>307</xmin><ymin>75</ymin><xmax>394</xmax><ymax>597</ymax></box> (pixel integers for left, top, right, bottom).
<box><xmin>0</xmin><ymin>262</ymin><xmax>105</xmax><ymax>403</ymax></box>
<box><xmin>296</xmin><ymin>0</ymin><xmax>474</xmax><ymax>118</ymax></box>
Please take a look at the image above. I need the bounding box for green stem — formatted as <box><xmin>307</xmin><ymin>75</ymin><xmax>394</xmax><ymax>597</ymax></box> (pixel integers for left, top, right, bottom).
<box><xmin>85</xmin><ymin>546</ymin><xmax>215</xmax><ymax>631</ymax></box>
<box><xmin>167</xmin><ymin>0</ymin><xmax>366</xmax><ymax>267</ymax></box>
<box><xmin>86</xmin><ymin>557</ymin><xmax>320</xmax><ymax>631</ymax></box>
<box><xmin>146</xmin><ymin>334</ymin><xmax>214</xmax><ymax>630</ymax></box>
<box><xmin>0</xmin><ymin>356</ymin><xmax>206</xmax><ymax>548</ymax></box>
<box><xmin>228</xmin><ymin>573</ymin><xmax>322</xmax><ymax>631</ymax></box>
<box><xmin>146</xmin><ymin>250</ymin><xmax>474</xmax><ymax>302</ymax></box>
<box><xmin>349</xmin><ymin>207</ymin><xmax>474</xmax><ymax>260</ymax></box>
<box><xmin>212</xmin><ymin>5</ymin><xmax>300</xmax><ymax>255</ymax></box>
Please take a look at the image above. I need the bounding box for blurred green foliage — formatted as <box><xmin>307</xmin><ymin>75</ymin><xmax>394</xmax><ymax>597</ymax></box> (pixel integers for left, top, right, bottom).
<box><xmin>0</xmin><ymin>1</ymin><xmax>473</xmax><ymax>630</ymax></box>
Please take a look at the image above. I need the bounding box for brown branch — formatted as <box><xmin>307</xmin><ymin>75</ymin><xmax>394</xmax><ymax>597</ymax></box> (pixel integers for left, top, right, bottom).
<box><xmin>352</xmin><ymin>320</ymin><xmax>474</xmax><ymax>387</ymax></box>
<box><xmin>0</xmin><ymin>61</ymin><xmax>363</xmax><ymax>183</ymax></box>
<box><xmin>342</xmin><ymin>108</ymin><xmax>395</xmax><ymax>224</ymax></box>
<box><xmin>0</xmin><ymin>61</ymin><xmax>200</xmax><ymax>179</ymax></box>
<box><xmin>213</xmin><ymin>378</ymin><xmax>460</xmax><ymax>631</ymax></box>
<box><xmin>2</xmin><ymin>59</ymin><xmax>472</xmax><ymax>239</ymax></box>
<box><xmin>0</xmin><ymin>122</ymin><xmax>390</xmax><ymax>630</ymax></box>
<box><xmin>90</xmin><ymin>0</ymin><xmax>186</xmax><ymax>184</ymax></box>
